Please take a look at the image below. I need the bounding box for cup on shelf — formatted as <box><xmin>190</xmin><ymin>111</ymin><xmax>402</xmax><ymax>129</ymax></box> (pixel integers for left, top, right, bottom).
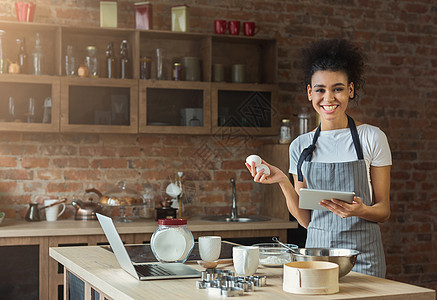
<box><xmin>212</xmin><ymin>64</ymin><xmax>225</xmax><ymax>82</ymax></box>
<box><xmin>228</xmin><ymin>20</ymin><xmax>240</xmax><ymax>35</ymax></box>
<box><xmin>214</xmin><ymin>20</ymin><xmax>228</xmax><ymax>34</ymax></box>
<box><xmin>243</xmin><ymin>22</ymin><xmax>260</xmax><ymax>36</ymax></box>
<box><xmin>198</xmin><ymin>236</ymin><xmax>221</xmax><ymax>262</ymax></box>
<box><xmin>181</xmin><ymin>56</ymin><xmax>201</xmax><ymax>81</ymax></box>
<box><xmin>231</xmin><ymin>64</ymin><xmax>246</xmax><ymax>83</ymax></box>
<box><xmin>15</xmin><ymin>1</ymin><xmax>36</xmax><ymax>22</ymax></box>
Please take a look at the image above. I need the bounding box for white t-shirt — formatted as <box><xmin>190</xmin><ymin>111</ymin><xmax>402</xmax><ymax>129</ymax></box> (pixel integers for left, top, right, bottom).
<box><xmin>289</xmin><ymin>124</ymin><xmax>392</xmax><ymax>197</ymax></box>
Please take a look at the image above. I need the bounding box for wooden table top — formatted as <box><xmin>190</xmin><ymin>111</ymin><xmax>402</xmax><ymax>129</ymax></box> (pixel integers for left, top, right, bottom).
<box><xmin>50</xmin><ymin>246</ymin><xmax>435</xmax><ymax>300</ymax></box>
<box><xmin>0</xmin><ymin>216</ymin><xmax>296</xmax><ymax>238</ymax></box>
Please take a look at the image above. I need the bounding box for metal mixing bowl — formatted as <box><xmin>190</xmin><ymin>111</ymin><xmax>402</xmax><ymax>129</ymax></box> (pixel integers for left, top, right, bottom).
<box><xmin>291</xmin><ymin>248</ymin><xmax>359</xmax><ymax>278</ymax></box>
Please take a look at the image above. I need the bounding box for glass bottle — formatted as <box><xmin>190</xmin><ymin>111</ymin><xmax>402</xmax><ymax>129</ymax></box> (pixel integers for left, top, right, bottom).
<box><xmin>85</xmin><ymin>46</ymin><xmax>99</xmax><ymax>77</ymax></box>
<box><xmin>17</xmin><ymin>37</ymin><xmax>27</xmax><ymax>74</ymax></box>
<box><xmin>298</xmin><ymin>107</ymin><xmax>311</xmax><ymax>135</ymax></box>
<box><xmin>27</xmin><ymin>97</ymin><xmax>35</xmax><ymax>123</ymax></box>
<box><xmin>65</xmin><ymin>45</ymin><xmax>76</xmax><ymax>76</ymax></box>
<box><xmin>279</xmin><ymin>119</ymin><xmax>292</xmax><ymax>144</ymax></box>
<box><xmin>42</xmin><ymin>97</ymin><xmax>52</xmax><ymax>124</ymax></box>
<box><xmin>119</xmin><ymin>40</ymin><xmax>128</xmax><ymax>79</ymax></box>
<box><xmin>0</xmin><ymin>30</ymin><xmax>6</xmax><ymax>74</ymax></box>
<box><xmin>32</xmin><ymin>33</ymin><xmax>43</xmax><ymax>75</ymax></box>
<box><xmin>105</xmin><ymin>42</ymin><xmax>115</xmax><ymax>79</ymax></box>
<box><xmin>8</xmin><ymin>96</ymin><xmax>15</xmax><ymax>122</ymax></box>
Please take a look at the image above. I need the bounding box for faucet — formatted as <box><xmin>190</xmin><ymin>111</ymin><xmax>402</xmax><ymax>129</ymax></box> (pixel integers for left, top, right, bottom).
<box><xmin>230</xmin><ymin>178</ymin><xmax>238</xmax><ymax>220</ymax></box>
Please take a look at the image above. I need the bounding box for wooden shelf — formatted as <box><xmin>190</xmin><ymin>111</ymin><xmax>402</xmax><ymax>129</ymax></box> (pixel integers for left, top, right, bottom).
<box><xmin>0</xmin><ymin>21</ymin><xmax>278</xmax><ymax>135</ymax></box>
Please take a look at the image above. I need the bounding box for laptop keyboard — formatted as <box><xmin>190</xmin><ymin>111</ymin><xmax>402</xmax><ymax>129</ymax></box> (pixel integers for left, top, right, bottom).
<box><xmin>134</xmin><ymin>264</ymin><xmax>174</xmax><ymax>277</ymax></box>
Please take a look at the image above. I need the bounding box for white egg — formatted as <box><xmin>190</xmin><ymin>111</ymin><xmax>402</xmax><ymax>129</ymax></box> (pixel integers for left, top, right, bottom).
<box><xmin>256</xmin><ymin>164</ymin><xmax>270</xmax><ymax>176</ymax></box>
<box><xmin>246</xmin><ymin>154</ymin><xmax>262</xmax><ymax>166</ymax></box>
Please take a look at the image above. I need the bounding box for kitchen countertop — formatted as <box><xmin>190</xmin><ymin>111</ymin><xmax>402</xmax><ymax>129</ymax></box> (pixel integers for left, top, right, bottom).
<box><xmin>0</xmin><ymin>216</ymin><xmax>297</xmax><ymax>238</ymax></box>
<box><xmin>50</xmin><ymin>246</ymin><xmax>436</xmax><ymax>300</ymax></box>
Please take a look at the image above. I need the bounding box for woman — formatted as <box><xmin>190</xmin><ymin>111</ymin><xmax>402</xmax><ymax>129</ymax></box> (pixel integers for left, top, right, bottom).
<box><xmin>246</xmin><ymin>39</ymin><xmax>391</xmax><ymax>278</ymax></box>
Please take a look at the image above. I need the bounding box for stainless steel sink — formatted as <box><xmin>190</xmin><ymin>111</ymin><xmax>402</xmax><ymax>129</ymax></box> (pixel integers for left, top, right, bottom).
<box><xmin>203</xmin><ymin>178</ymin><xmax>271</xmax><ymax>222</ymax></box>
<box><xmin>202</xmin><ymin>216</ymin><xmax>271</xmax><ymax>222</ymax></box>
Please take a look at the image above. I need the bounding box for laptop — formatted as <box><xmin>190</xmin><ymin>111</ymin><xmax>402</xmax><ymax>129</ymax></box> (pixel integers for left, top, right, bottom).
<box><xmin>96</xmin><ymin>213</ymin><xmax>201</xmax><ymax>280</ymax></box>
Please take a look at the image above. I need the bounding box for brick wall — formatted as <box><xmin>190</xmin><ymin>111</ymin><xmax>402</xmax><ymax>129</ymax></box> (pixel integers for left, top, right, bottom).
<box><xmin>0</xmin><ymin>0</ymin><xmax>435</xmax><ymax>291</ymax></box>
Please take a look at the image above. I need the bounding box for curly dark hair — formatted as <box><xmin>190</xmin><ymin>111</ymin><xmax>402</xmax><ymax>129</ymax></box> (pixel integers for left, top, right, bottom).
<box><xmin>300</xmin><ymin>39</ymin><xmax>366</xmax><ymax>100</ymax></box>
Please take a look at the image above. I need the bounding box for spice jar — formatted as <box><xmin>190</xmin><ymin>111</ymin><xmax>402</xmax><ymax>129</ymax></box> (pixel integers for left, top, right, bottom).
<box><xmin>150</xmin><ymin>219</ymin><xmax>194</xmax><ymax>263</ymax></box>
<box><xmin>172</xmin><ymin>62</ymin><xmax>182</xmax><ymax>80</ymax></box>
<box><xmin>279</xmin><ymin>119</ymin><xmax>292</xmax><ymax>144</ymax></box>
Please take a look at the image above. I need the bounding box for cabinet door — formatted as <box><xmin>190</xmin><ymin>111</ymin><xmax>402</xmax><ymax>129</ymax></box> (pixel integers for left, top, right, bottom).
<box><xmin>211</xmin><ymin>83</ymin><xmax>278</xmax><ymax>136</ymax></box>
<box><xmin>0</xmin><ymin>75</ymin><xmax>60</xmax><ymax>132</ymax></box>
<box><xmin>139</xmin><ymin>80</ymin><xmax>211</xmax><ymax>134</ymax></box>
<box><xmin>60</xmin><ymin>77</ymin><xmax>139</xmax><ymax>133</ymax></box>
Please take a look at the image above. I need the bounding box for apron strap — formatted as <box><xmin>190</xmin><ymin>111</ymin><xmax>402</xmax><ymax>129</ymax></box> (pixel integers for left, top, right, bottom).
<box><xmin>296</xmin><ymin>115</ymin><xmax>364</xmax><ymax>182</ymax></box>
<box><xmin>347</xmin><ymin>115</ymin><xmax>364</xmax><ymax>160</ymax></box>
<box><xmin>297</xmin><ymin>124</ymin><xmax>321</xmax><ymax>182</ymax></box>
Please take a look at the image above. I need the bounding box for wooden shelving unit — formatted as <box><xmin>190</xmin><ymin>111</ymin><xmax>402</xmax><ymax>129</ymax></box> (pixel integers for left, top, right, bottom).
<box><xmin>0</xmin><ymin>21</ymin><xmax>278</xmax><ymax>135</ymax></box>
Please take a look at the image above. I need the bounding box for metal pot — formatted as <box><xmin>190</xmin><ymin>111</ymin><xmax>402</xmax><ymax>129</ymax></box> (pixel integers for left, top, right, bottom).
<box><xmin>72</xmin><ymin>188</ymin><xmax>103</xmax><ymax>220</ymax></box>
<box><xmin>71</xmin><ymin>199</ymin><xmax>102</xmax><ymax>220</ymax></box>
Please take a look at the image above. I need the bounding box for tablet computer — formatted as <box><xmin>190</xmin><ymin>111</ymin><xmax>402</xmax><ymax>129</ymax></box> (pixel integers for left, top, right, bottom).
<box><xmin>299</xmin><ymin>188</ymin><xmax>355</xmax><ymax>211</ymax></box>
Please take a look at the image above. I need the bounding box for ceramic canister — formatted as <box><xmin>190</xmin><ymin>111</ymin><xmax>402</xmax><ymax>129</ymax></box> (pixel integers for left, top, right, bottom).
<box><xmin>181</xmin><ymin>57</ymin><xmax>201</xmax><ymax>81</ymax></box>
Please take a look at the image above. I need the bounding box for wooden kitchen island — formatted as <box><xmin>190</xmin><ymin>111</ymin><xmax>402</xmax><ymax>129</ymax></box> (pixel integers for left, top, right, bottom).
<box><xmin>0</xmin><ymin>216</ymin><xmax>295</xmax><ymax>299</ymax></box>
<box><xmin>50</xmin><ymin>245</ymin><xmax>435</xmax><ymax>300</ymax></box>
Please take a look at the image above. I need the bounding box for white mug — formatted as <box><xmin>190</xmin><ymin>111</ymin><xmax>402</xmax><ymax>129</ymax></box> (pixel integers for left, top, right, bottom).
<box><xmin>198</xmin><ymin>236</ymin><xmax>221</xmax><ymax>262</ymax></box>
<box><xmin>44</xmin><ymin>199</ymin><xmax>66</xmax><ymax>222</ymax></box>
<box><xmin>233</xmin><ymin>246</ymin><xmax>259</xmax><ymax>276</ymax></box>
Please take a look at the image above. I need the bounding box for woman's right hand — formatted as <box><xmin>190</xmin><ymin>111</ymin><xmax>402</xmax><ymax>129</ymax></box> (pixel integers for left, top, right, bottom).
<box><xmin>245</xmin><ymin>159</ymin><xmax>287</xmax><ymax>184</ymax></box>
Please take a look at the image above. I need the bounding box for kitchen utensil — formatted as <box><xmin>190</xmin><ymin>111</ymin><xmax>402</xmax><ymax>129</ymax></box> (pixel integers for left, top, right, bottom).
<box><xmin>283</xmin><ymin>261</ymin><xmax>339</xmax><ymax>294</ymax></box>
<box><xmin>72</xmin><ymin>190</ymin><xmax>102</xmax><ymax>220</ymax></box>
<box><xmin>39</xmin><ymin>198</ymin><xmax>66</xmax><ymax>210</ymax></box>
<box><xmin>253</xmin><ymin>242</ymin><xmax>298</xmax><ymax>267</ymax></box>
<box><xmin>197</xmin><ymin>258</ymin><xmax>233</xmax><ymax>269</ymax></box>
<box><xmin>44</xmin><ymin>199</ymin><xmax>66</xmax><ymax>221</ymax></box>
<box><xmin>272</xmin><ymin>237</ymin><xmax>300</xmax><ymax>254</ymax></box>
<box><xmin>291</xmin><ymin>248</ymin><xmax>359</xmax><ymax>278</ymax></box>
<box><xmin>25</xmin><ymin>202</ymin><xmax>41</xmax><ymax>222</ymax></box>
<box><xmin>273</xmin><ymin>237</ymin><xmax>358</xmax><ymax>277</ymax></box>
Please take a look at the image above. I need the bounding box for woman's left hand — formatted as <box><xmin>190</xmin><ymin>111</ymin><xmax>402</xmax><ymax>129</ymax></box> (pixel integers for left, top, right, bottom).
<box><xmin>320</xmin><ymin>196</ymin><xmax>364</xmax><ymax>218</ymax></box>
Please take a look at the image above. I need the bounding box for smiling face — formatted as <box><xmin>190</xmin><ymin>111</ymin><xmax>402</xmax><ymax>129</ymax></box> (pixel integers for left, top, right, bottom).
<box><xmin>307</xmin><ymin>70</ymin><xmax>354</xmax><ymax>130</ymax></box>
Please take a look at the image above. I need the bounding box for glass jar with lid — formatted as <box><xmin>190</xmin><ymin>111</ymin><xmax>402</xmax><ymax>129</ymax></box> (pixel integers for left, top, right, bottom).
<box><xmin>85</xmin><ymin>45</ymin><xmax>99</xmax><ymax>77</ymax></box>
<box><xmin>150</xmin><ymin>219</ymin><xmax>194</xmax><ymax>263</ymax></box>
<box><xmin>279</xmin><ymin>119</ymin><xmax>292</xmax><ymax>144</ymax></box>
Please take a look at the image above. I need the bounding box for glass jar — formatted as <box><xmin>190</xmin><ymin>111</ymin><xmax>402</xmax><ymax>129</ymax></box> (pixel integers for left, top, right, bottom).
<box><xmin>139</xmin><ymin>182</ymin><xmax>155</xmax><ymax>219</ymax></box>
<box><xmin>140</xmin><ymin>56</ymin><xmax>152</xmax><ymax>79</ymax></box>
<box><xmin>172</xmin><ymin>62</ymin><xmax>182</xmax><ymax>80</ymax></box>
<box><xmin>0</xmin><ymin>30</ymin><xmax>5</xmax><ymax>74</ymax></box>
<box><xmin>279</xmin><ymin>119</ymin><xmax>292</xmax><ymax>144</ymax></box>
<box><xmin>65</xmin><ymin>45</ymin><xmax>76</xmax><ymax>76</ymax></box>
<box><xmin>150</xmin><ymin>219</ymin><xmax>194</xmax><ymax>263</ymax></box>
<box><xmin>85</xmin><ymin>46</ymin><xmax>99</xmax><ymax>77</ymax></box>
<box><xmin>298</xmin><ymin>107</ymin><xmax>311</xmax><ymax>135</ymax></box>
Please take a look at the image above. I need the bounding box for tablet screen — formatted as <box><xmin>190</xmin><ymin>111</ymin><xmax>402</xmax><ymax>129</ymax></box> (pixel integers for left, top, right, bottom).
<box><xmin>299</xmin><ymin>188</ymin><xmax>355</xmax><ymax>211</ymax></box>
